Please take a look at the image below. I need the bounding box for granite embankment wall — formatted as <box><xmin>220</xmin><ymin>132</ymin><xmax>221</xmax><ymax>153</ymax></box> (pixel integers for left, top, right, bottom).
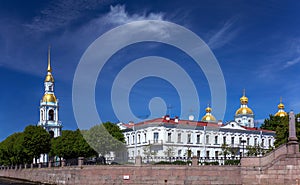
<box><xmin>0</xmin><ymin>165</ymin><xmax>241</xmax><ymax>185</ymax></box>
<box><xmin>1</xmin><ymin>144</ymin><xmax>300</xmax><ymax>184</ymax></box>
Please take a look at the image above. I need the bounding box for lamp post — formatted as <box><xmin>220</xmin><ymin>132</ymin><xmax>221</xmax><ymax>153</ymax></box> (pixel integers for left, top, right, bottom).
<box><xmin>241</xmin><ymin>140</ymin><xmax>246</xmax><ymax>157</ymax></box>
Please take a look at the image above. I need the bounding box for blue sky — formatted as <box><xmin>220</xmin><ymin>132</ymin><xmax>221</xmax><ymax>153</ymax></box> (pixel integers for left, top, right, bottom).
<box><xmin>0</xmin><ymin>0</ymin><xmax>300</xmax><ymax>141</ymax></box>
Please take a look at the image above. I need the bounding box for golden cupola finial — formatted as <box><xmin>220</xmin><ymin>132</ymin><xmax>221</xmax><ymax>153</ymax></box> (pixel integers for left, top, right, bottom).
<box><xmin>45</xmin><ymin>45</ymin><xmax>54</xmax><ymax>82</ymax></box>
<box><xmin>240</xmin><ymin>88</ymin><xmax>248</xmax><ymax>105</ymax></box>
<box><xmin>278</xmin><ymin>97</ymin><xmax>285</xmax><ymax>109</ymax></box>
<box><xmin>205</xmin><ymin>104</ymin><xmax>212</xmax><ymax>113</ymax></box>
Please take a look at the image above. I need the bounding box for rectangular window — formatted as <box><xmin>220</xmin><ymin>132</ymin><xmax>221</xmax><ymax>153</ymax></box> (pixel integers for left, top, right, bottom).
<box><xmin>197</xmin><ymin>150</ymin><xmax>201</xmax><ymax>157</ymax></box>
<box><xmin>167</xmin><ymin>133</ymin><xmax>172</xmax><ymax>143</ymax></box>
<box><xmin>196</xmin><ymin>134</ymin><xmax>200</xmax><ymax>144</ymax></box>
<box><xmin>138</xmin><ymin>134</ymin><xmax>141</xmax><ymax>144</ymax></box>
<box><xmin>231</xmin><ymin>137</ymin><xmax>235</xmax><ymax>145</ymax></box>
<box><xmin>223</xmin><ymin>136</ymin><xmax>226</xmax><ymax>144</ymax></box>
<box><xmin>144</xmin><ymin>133</ymin><xmax>147</xmax><ymax>143</ymax></box>
<box><xmin>239</xmin><ymin>137</ymin><xmax>242</xmax><ymax>144</ymax></box>
<box><xmin>154</xmin><ymin>132</ymin><xmax>159</xmax><ymax>143</ymax></box>
<box><xmin>127</xmin><ymin>136</ymin><xmax>129</xmax><ymax>145</ymax></box>
<box><xmin>261</xmin><ymin>139</ymin><xmax>264</xmax><ymax>147</ymax></box>
<box><xmin>206</xmin><ymin>151</ymin><xmax>210</xmax><ymax>158</ymax></box>
<box><xmin>132</xmin><ymin>135</ymin><xmax>135</xmax><ymax>145</ymax></box>
<box><xmin>254</xmin><ymin>138</ymin><xmax>257</xmax><ymax>146</ymax></box>
<box><xmin>214</xmin><ymin>136</ymin><xmax>218</xmax><ymax>145</ymax></box>
<box><xmin>247</xmin><ymin>138</ymin><xmax>250</xmax><ymax>145</ymax></box>
<box><xmin>206</xmin><ymin>135</ymin><xmax>209</xmax><ymax>144</ymax></box>
<box><xmin>269</xmin><ymin>139</ymin><xmax>272</xmax><ymax>147</ymax></box>
<box><xmin>178</xmin><ymin>149</ymin><xmax>182</xmax><ymax>156</ymax></box>
<box><xmin>187</xmin><ymin>133</ymin><xmax>191</xmax><ymax>143</ymax></box>
<box><xmin>177</xmin><ymin>133</ymin><xmax>181</xmax><ymax>143</ymax></box>
<box><xmin>215</xmin><ymin>151</ymin><xmax>219</xmax><ymax>159</ymax></box>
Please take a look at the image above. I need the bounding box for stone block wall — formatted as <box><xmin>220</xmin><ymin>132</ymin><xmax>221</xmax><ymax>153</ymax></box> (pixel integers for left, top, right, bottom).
<box><xmin>0</xmin><ymin>165</ymin><xmax>241</xmax><ymax>185</ymax></box>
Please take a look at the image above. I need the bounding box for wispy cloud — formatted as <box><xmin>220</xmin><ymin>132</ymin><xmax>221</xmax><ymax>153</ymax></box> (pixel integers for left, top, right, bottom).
<box><xmin>0</xmin><ymin>3</ymin><xmax>166</xmax><ymax>79</ymax></box>
<box><xmin>207</xmin><ymin>18</ymin><xmax>240</xmax><ymax>49</ymax></box>
<box><xmin>24</xmin><ymin>0</ymin><xmax>112</xmax><ymax>33</ymax></box>
<box><xmin>257</xmin><ymin>38</ymin><xmax>300</xmax><ymax>79</ymax></box>
<box><xmin>103</xmin><ymin>5</ymin><xmax>164</xmax><ymax>25</ymax></box>
<box><xmin>283</xmin><ymin>55</ymin><xmax>300</xmax><ymax>68</ymax></box>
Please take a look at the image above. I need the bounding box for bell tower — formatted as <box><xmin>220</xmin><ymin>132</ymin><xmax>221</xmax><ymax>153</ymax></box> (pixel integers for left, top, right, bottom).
<box><xmin>37</xmin><ymin>46</ymin><xmax>62</xmax><ymax>138</ymax></box>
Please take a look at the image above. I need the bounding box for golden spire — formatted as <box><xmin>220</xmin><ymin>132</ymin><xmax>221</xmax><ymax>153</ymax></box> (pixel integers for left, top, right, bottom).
<box><xmin>45</xmin><ymin>45</ymin><xmax>54</xmax><ymax>82</ymax></box>
<box><xmin>47</xmin><ymin>45</ymin><xmax>52</xmax><ymax>73</ymax></box>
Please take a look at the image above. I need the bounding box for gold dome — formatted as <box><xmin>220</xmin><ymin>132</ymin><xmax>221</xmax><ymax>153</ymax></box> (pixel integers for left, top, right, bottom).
<box><xmin>205</xmin><ymin>107</ymin><xmax>212</xmax><ymax>113</ymax></box>
<box><xmin>235</xmin><ymin>107</ymin><xmax>253</xmax><ymax>115</ymax></box>
<box><xmin>201</xmin><ymin>114</ymin><xmax>216</xmax><ymax>122</ymax></box>
<box><xmin>278</xmin><ymin>102</ymin><xmax>285</xmax><ymax>109</ymax></box>
<box><xmin>202</xmin><ymin>105</ymin><xmax>216</xmax><ymax>122</ymax></box>
<box><xmin>240</xmin><ymin>96</ymin><xmax>248</xmax><ymax>105</ymax></box>
<box><xmin>45</xmin><ymin>73</ymin><xmax>54</xmax><ymax>82</ymax></box>
<box><xmin>42</xmin><ymin>94</ymin><xmax>57</xmax><ymax>103</ymax></box>
<box><xmin>275</xmin><ymin>111</ymin><xmax>288</xmax><ymax>117</ymax></box>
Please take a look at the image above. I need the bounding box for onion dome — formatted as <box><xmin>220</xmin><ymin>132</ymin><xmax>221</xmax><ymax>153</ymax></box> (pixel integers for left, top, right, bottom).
<box><xmin>235</xmin><ymin>107</ymin><xmax>253</xmax><ymax>115</ymax></box>
<box><xmin>42</xmin><ymin>94</ymin><xmax>57</xmax><ymax>103</ymax></box>
<box><xmin>201</xmin><ymin>105</ymin><xmax>216</xmax><ymax>122</ymax></box>
<box><xmin>235</xmin><ymin>89</ymin><xmax>254</xmax><ymax>115</ymax></box>
<box><xmin>275</xmin><ymin>97</ymin><xmax>287</xmax><ymax>117</ymax></box>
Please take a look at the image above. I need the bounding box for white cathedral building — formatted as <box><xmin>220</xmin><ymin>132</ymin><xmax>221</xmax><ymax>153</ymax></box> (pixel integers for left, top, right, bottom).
<box><xmin>119</xmin><ymin>92</ymin><xmax>287</xmax><ymax>163</ymax></box>
<box><xmin>36</xmin><ymin>48</ymin><xmax>62</xmax><ymax>163</ymax></box>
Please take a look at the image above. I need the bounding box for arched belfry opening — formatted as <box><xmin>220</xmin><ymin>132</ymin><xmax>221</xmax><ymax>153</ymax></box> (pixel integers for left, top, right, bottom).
<box><xmin>49</xmin><ymin>109</ymin><xmax>54</xmax><ymax>121</ymax></box>
<box><xmin>49</xmin><ymin>130</ymin><xmax>54</xmax><ymax>138</ymax></box>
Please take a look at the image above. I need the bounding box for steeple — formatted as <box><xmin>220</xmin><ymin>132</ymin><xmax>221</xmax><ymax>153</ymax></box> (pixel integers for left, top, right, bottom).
<box><xmin>38</xmin><ymin>46</ymin><xmax>62</xmax><ymax>139</ymax></box>
<box><xmin>47</xmin><ymin>46</ymin><xmax>52</xmax><ymax>73</ymax></box>
<box><xmin>45</xmin><ymin>46</ymin><xmax>54</xmax><ymax>83</ymax></box>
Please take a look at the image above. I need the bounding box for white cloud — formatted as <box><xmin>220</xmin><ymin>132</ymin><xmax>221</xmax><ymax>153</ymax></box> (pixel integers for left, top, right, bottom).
<box><xmin>207</xmin><ymin>18</ymin><xmax>240</xmax><ymax>49</ymax></box>
<box><xmin>283</xmin><ymin>56</ymin><xmax>300</xmax><ymax>68</ymax></box>
<box><xmin>257</xmin><ymin>38</ymin><xmax>300</xmax><ymax>79</ymax></box>
<box><xmin>103</xmin><ymin>5</ymin><xmax>164</xmax><ymax>25</ymax></box>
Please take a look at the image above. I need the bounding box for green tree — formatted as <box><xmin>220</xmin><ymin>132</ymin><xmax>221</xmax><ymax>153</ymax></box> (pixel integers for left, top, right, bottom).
<box><xmin>220</xmin><ymin>144</ymin><xmax>230</xmax><ymax>159</ymax></box>
<box><xmin>0</xmin><ymin>132</ymin><xmax>30</xmax><ymax>165</ymax></box>
<box><xmin>50</xmin><ymin>129</ymin><xmax>97</xmax><ymax>159</ymax></box>
<box><xmin>164</xmin><ymin>146</ymin><xmax>175</xmax><ymax>160</ymax></box>
<box><xmin>23</xmin><ymin>125</ymin><xmax>51</xmax><ymax>163</ymax></box>
<box><xmin>143</xmin><ymin>144</ymin><xmax>157</xmax><ymax>160</ymax></box>
<box><xmin>83</xmin><ymin>122</ymin><xmax>126</xmax><ymax>156</ymax></box>
<box><xmin>246</xmin><ymin>145</ymin><xmax>264</xmax><ymax>156</ymax></box>
<box><xmin>103</xmin><ymin>122</ymin><xmax>125</xmax><ymax>142</ymax></box>
<box><xmin>260</xmin><ymin>114</ymin><xmax>300</xmax><ymax>148</ymax></box>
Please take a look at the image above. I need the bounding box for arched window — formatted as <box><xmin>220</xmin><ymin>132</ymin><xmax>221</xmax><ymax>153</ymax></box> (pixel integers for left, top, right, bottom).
<box><xmin>49</xmin><ymin>130</ymin><xmax>54</xmax><ymax>138</ymax></box>
<box><xmin>41</xmin><ymin>110</ymin><xmax>44</xmax><ymax>121</ymax></box>
<box><xmin>49</xmin><ymin>109</ymin><xmax>54</xmax><ymax>121</ymax></box>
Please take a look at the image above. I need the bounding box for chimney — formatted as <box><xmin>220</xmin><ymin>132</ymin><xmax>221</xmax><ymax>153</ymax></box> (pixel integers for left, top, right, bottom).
<box><xmin>174</xmin><ymin>116</ymin><xmax>179</xmax><ymax>123</ymax></box>
<box><xmin>218</xmin><ymin>120</ymin><xmax>223</xmax><ymax>127</ymax></box>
